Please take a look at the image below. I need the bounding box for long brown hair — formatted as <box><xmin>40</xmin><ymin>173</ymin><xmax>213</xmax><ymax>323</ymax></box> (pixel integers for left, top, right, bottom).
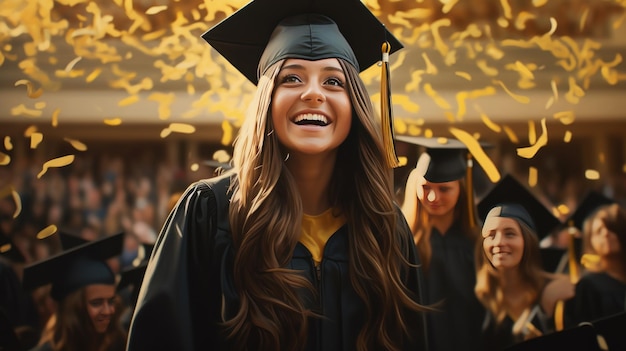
<box><xmin>401</xmin><ymin>171</ymin><xmax>479</xmax><ymax>273</ymax></box>
<box><xmin>37</xmin><ymin>287</ymin><xmax>125</xmax><ymax>351</ymax></box>
<box><xmin>474</xmin><ymin>220</ymin><xmax>546</xmax><ymax>325</ymax></box>
<box><xmin>225</xmin><ymin>59</ymin><xmax>425</xmax><ymax>351</ymax></box>
<box><xmin>582</xmin><ymin>203</ymin><xmax>626</xmax><ymax>275</ymax></box>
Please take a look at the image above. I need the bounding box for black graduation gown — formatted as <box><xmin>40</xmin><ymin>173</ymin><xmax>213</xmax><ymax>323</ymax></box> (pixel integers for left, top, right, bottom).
<box><xmin>565</xmin><ymin>272</ymin><xmax>626</xmax><ymax>327</ymax></box>
<box><xmin>126</xmin><ymin>175</ymin><xmax>428</xmax><ymax>351</ymax></box>
<box><xmin>481</xmin><ymin>304</ymin><xmax>551</xmax><ymax>351</ymax></box>
<box><xmin>425</xmin><ymin>222</ymin><xmax>485</xmax><ymax>351</ymax></box>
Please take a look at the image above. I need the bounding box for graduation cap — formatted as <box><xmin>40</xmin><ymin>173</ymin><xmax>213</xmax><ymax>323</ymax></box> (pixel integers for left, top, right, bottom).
<box><xmin>477</xmin><ymin>174</ymin><xmax>562</xmax><ymax>240</ymax></box>
<box><xmin>395</xmin><ymin>135</ymin><xmax>475</xmax><ymax>183</ymax></box>
<box><xmin>0</xmin><ymin>231</ymin><xmax>25</xmax><ymax>263</ymax></box>
<box><xmin>201</xmin><ymin>0</ymin><xmax>402</xmax><ymax>85</ymax></box>
<box><xmin>22</xmin><ymin>232</ymin><xmax>124</xmax><ymax>301</ymax></box>
<box><xmin>564</xmin><ymin>191</ymin><xmax>615</xmax><ymax>231</ymax></box>
<box><xmin>57</xmin><ymin>231</ymin><xmax>88</xmax><ymax>250</ymax></box>
<box><xmin>504</xmin><ymin>322</ymin><xmax>604</xmax><ymax>351</ymax></box>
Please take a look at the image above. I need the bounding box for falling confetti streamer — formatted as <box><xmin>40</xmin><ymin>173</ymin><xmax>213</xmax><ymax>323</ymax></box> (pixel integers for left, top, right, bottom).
<box><xmin>449</xmin><ymin>127</ymin><xmax>501</xmax><ymax>183</ymax></box>
<box><xmin>37</xmin><ymin>225</ymin><xmax>58</xmax><ymax>240</ymax></box>
<box><xmin>30</xmin><ymin>132</ymin><xmax>43</xmax><ymax>149</ymax></box>
<box><xmin>37</xmin><ymin>155</ymin><xmax>75</xmax><ymax>179</ymax></box>
<box><xmin>517</xmin><ymin>118</ymin><xmax>548</xmax><ymax>159</ymax></box>
<box><xmin>528</xmin><ymin>167</ymin><xmax>538</xmax><ymax>187</ymax></box>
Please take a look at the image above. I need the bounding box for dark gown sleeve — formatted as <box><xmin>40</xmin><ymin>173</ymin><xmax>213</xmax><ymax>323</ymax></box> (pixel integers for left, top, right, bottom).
<box><xmin>126</xmin><ymin>178</ymin><xmax>225</xmax><ymax>351</ymax></box>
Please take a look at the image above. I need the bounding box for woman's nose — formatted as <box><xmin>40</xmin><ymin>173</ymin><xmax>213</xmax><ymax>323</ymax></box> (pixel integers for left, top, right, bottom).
<box><xmin>301</xmin><ymin>84</ymin><xmax>325</xmax><ymax>103</ymax></box>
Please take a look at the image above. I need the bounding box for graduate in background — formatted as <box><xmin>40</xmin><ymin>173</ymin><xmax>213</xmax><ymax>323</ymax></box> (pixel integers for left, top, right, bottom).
<box><xmin>126</xmin><ymin>0</ymin><xmax>428</xmax><ymax>350</ymax></box>
<box><xmin>22</xmin><ymin>233</ymin><xmax>126</xmax><ymax>351</ymax></box>
<box><xmin>398</xmin><ymin>135</ymin><xmax>485</xmax><ymax>351</ymax></box>
<box><xmin>475</xmin><ymin>174</ymin><xmax>575</xmax><ymax>350</ymax></box>
<box><xmin>564</xmin><ymin>202</ymin><xmax>626</xmax><ymax>327</ymax></box>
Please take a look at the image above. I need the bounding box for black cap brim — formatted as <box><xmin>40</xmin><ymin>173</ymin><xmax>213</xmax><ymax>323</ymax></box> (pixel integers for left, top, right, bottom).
<box><xmin>477</xmin><ymin>174</ymin><xmax>562</xmax><ymax>240</ymax></box>
<box><xmin>201</xmin><ymin>0</ymin><xmax>402</xmax><ymax>84</ymax></box>
<box><xmin>564</xmin><ymin>191</ymin><xmax>615</xmax><ymax>230</ymax></box>
<box><xmin>22</xmin><ymin>232</ymin><xmax>125</xmax><ymax>292</ymax></box>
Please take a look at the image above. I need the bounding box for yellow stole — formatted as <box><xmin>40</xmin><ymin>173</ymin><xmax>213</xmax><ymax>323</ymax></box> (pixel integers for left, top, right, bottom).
<box><xmin>300</xmin><ymin>208</ymin><xmax>346</xmax><ymax>265</ymax></box>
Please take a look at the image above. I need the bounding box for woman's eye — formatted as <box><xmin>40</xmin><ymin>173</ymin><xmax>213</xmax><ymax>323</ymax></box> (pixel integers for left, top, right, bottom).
<box><xmin>90</xmin><ymin>300</ymin><xmax>103</xmax><ymax>307</ymax></box>
<box><xmin>325</xmin><ymin>77</ymin><xmax>344</xmax><ymax>87</ymax></box>
<box><xmin>279</xmin><ymin>74</ymin><xmax>300</xmax><ymax>84</ymax></box>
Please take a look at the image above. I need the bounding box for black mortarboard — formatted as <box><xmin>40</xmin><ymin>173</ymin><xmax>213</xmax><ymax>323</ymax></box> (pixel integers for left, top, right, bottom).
<box><xmin>0</xmin><ymin>231</ymin><xmax>25</xmax><ymax>263</ymax></box>
<box><xmin>564</xmin><ymin>191</ymin><xmax>615</xmax><ymax>231</ymax></box>
<box><xmin>58</xmin><ymin>231</ymin><xmax>88</xmax><ymax>250</ymax></box>
<box><xmin>201</xmin><ymin>0</ymin><xmax>403</xmax><ymax>85</ymax></box>
<box><xmin>504</xmin><ymin>323</ymin><xmax>603</xmax><ymax>351</ymax></box>
<box><xmin>477</xmin><ymin>174</ymin><xmax>562</xmax><ymax>240</ymax></box>
<box><xmin>22</xmin><ymin>232</ymin><xmax>124</xmax><ymax>301</ymax></box>
<box><xmin>395</xmin><ymin>135</ymin><xmax>471</xmax><ymax>183</ymax></box>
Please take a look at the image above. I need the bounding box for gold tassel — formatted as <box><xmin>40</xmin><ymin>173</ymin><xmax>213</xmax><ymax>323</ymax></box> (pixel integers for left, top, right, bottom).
<box><xmin>566</xmin><ymin>221</ymin><xmax>580</xmax><ymax>283</ymax></box>
<box><xmin>381</xmin><ymin>41</ymin><xmax>399</xmax><ymax>169</ymax></box>
<box><xmin>466</xmin><ymin>153</ymin><xmax>476</xmax><ymax>228</ymax></box>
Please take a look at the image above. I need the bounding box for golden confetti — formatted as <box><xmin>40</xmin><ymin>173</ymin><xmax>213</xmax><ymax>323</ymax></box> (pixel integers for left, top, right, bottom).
<box><xmin>64</xmin><ymin>56</ymin><xmax>82</xmax><ymax>72</ymax></box>
<box><xmin>145</xmin><ymin>5</ymin><xmax>168</xmax><ymax>15</ymax></box>
<box><xmin>554</xmin><ymin>111</ymin><xmax>575</xmax><ymax>125</ymax></box>
<box><xmin>0</xmin><ymin>244</ymin><xmax>10</xmax><ymax>254</ymax></box>
<box><xmin>424</xmin><ymin>83</ymin><xmax>451</xmax><ymax>110</ymax></box>
<box><xmin>503</xmin><ymin>125</ymin><xmax>519</xmax><ymax>144</ymax></box>
<box><xmin>11</xmin><ymin>188</ymin><xmax>21</xmax><ymax>218</ymax></box>
<box><xmin>528</xmin><ymin>166</ymin><xmax>538</xmax><ymax>187</ymax></box>
<box><xmin>37</xmin><ymin>155</ymin><xmax>75</xmax><ymax>179</ymax></box>
<box><xmin>3</xmin><ymin>137</ymin><xmax>12</xmax><ymax>151</ymax></box>
<box><xmin>455</xmin><ymin>71</ymin><xmax>471</xmax><ymax>81</ymax></box>
<box><xmin>494</xmin><ymin>80</ymin><xmax>530</xmax><ymax>104</ymax></box>
<box><xmin>221</xmin><ymin>120</ymin><xmax>233</xmax><ymax>146</ymax></box>
<box><xmin>86</xmin><ymin>68</ymin><xmax>102</xmax><ymax>83</ymax></box>
<box><xmin>557</xmin><ymin>204</ymin><xmax>570</xmax><ymax>216</ymax></box>
<box><xmin>585</xmin><ymin>169</ymin><xmax>600</xmax><ymax>180</ymax></box>
<box><xmin>564</xmin><ymin>131</ymin><xmax>572</xmax><ymax>143</ymax></box>
<box><xmin>104</xmin><ymin>118</ymin><xmax>122</xmax><ymax>126</ymax></box>
<box><xmin>11</xmin><ymin>104</ymin><xmax>43</xmax><ymax>117</ymax></box>
<box><xmin>64</xmin><ymin>138</ymin><xmax>87</xmax><ymax>151</ymax></box>
<box><xmin>480</xmin><ymin>112</ymin><xmax>501</xmax><ymax>133</ymax></box>
<box><xmin>517</xmin><ymin>118</ymin><xmax>548</xmax><ymax>159</ymax></box>
<box><xmin>190</xmin><ymin>163</ymin><xmax>199</xmax><ymax>172</ymax></box>
<box><xmin>0</xmin><ymin>152</ymin><xmax>10</xmax><ymax>166</ymax></box>
<box><xmin>30</xmin><ymin>132</ymin><xmax>43</xmax><ymax>149</ymax></box>
<box><xmin>52</xmin><ymin>108</ymin><xmax>60</xmax><ymax>127</ymax></box>
<box><xmin>160</xmin><ymin>128</ymin><xmax>172</xmax><ymax>138</ymax></box>
<box><xmin>118</xmin><ymin>95</ymin><xmax>139</xmax><ymax>107</ymax></box>
<box><xmin>168</xmin><ymin>123</ymin><xmax>196</xmax><ymax>134</ymax></box>
<box><xmin>23</xmin><ymin>126</ymin><xmax>38</xmax><ymax>137</ymax></box>
<box><xmin>14</xmin><ymin>79</ymin><xmax>43</xmax><ymax>98</ymax></box>
<box><xmin>528</xmin><ymin>120</ymin><xmax>537</xmax><ymax>144</ymax></box>
<box><xmin>449</xmin><ymin>127</ymin><xmax>500</xmax><ymax>182</ymax></box>
<box><xmin>36</xmin><ymin>225</ymin><xmax>58</xmax><ymax>240</ymax></box>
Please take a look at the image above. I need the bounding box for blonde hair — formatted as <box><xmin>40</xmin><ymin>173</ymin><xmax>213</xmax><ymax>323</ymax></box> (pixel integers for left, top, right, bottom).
<box><xmin>224</xmin><ymin>59</ymin><xmax>425</xmax><ymax>351</ymax></box>
<box><xmin>474</xmin><ymin>219</ymin><xmax>546</xmax><ymax>325</ymax></box>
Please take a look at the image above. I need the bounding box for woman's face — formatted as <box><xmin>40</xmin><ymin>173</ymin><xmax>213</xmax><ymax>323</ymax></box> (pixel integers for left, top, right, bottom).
<box><xmin>590</xmin><ymin>217</ymin><xmax>622</xmax><ymax>256</ymax></box>
<box><xmin>84</xmin><ymin>284</ymin><xmax>117</xmax><ymax>334</ymax></box>
<box><xmin>418</xmin><ymin>180</ymin><xmax>460</xmax><ymax>217</ymax></box>
<box><xmin>482</xmin><ymin>216</ymin><xmax>525</xmax><ymax>270</ymax></box>
<box><xmin>271</xmin><ymin>58</ymin><xmax>352</xmax><ymax>157</ymax></box>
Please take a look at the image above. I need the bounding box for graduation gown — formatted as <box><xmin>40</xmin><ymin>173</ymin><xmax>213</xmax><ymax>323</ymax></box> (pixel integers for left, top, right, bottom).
<box><xmin>127</xmin><ymin>175</ymin><xmax>428</xmax><ymax>351</ymax></box>
<box><xmin>565</xmin><ymin>272</ymin><xmax>626</xmax><ymax>327</ymax></box>
<box><xmin>481</xmin><ymin>304</ymin><xmax>551</xmax><ymax>351</ymax></box>
<box><xmin>425</xmin><ymin>222</ymin><xmax>485</xmax><ymax>351</ymax></box>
